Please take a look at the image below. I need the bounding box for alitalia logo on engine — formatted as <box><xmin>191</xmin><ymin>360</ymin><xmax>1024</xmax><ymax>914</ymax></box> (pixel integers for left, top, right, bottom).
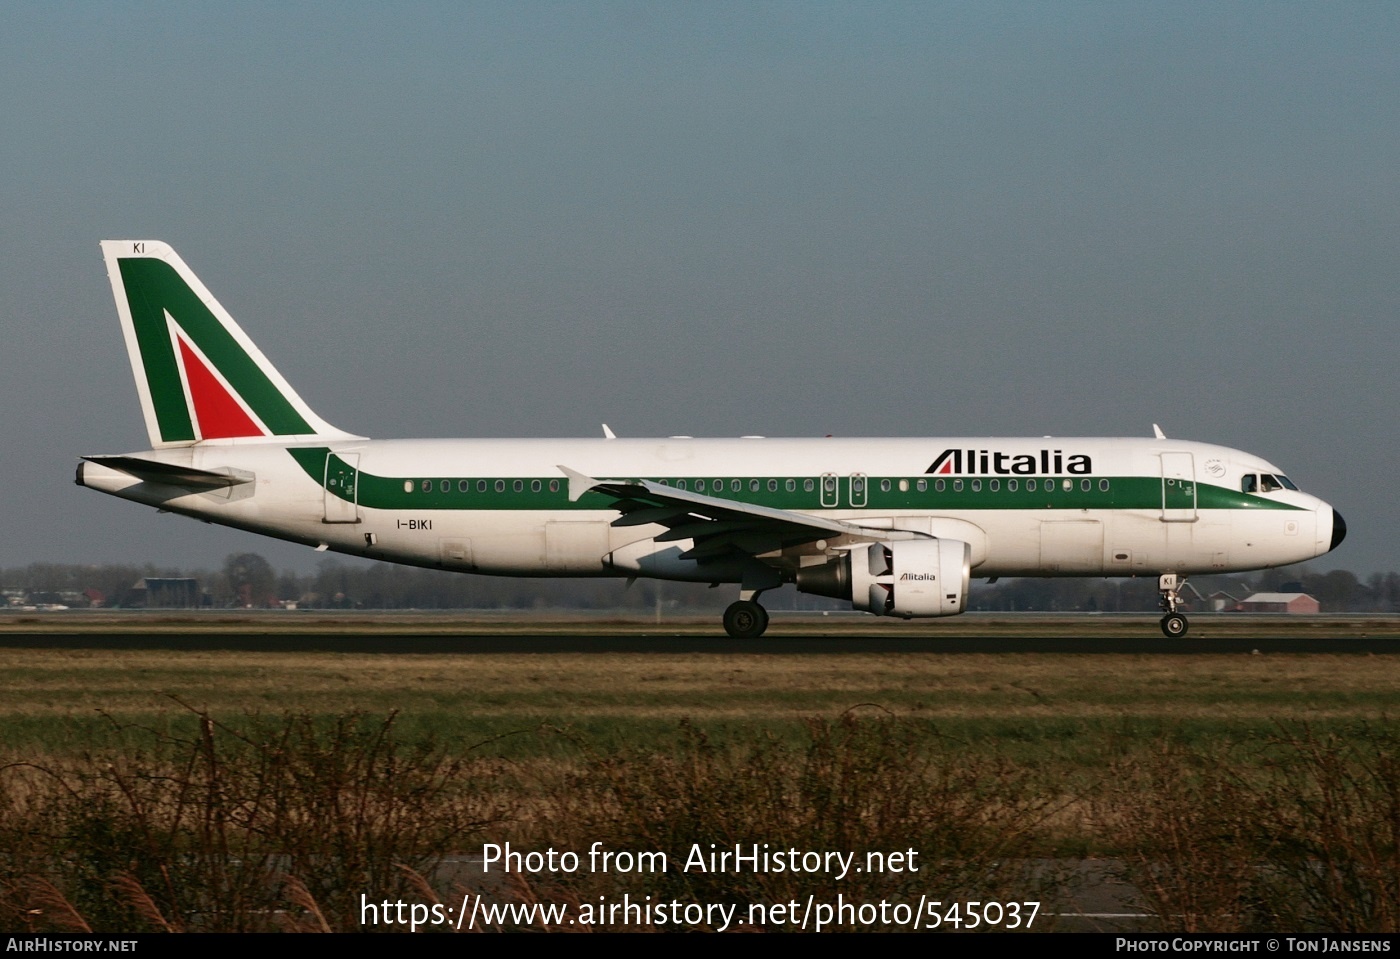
<box><xmin>900</xmin><ymin>573</ymin><xmax>936</xmax><ymax>581</ymax></box>
<box><xmin>926</xmin><ymin>448</ymin><xmax>1093</xmax><ymax>475</ymax></box>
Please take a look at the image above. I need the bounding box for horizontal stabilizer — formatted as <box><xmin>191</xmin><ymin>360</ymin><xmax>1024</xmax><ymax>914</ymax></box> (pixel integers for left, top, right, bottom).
<box><xmin>81</xmin><ymin>455</ymin><xmax>253</xmax><ymax>490</ymax></box>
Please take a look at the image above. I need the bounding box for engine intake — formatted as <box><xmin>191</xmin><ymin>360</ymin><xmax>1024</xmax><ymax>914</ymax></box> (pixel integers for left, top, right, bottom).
<box><xmin>796</xmin><ymin>539</ymin><xmax>970</xmax><ymax>618</ymax></box>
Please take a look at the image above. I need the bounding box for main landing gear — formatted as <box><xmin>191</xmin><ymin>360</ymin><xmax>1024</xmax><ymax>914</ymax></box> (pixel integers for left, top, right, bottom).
<box><xmin>723</xmin><ymin>591</ymin><xmax>770</xmax><ymax>639</ymax></box>
<box><xmin>1158</xmin><ymin>573</ymin><xmax>1189</xmax><ymax>638</ymax></box>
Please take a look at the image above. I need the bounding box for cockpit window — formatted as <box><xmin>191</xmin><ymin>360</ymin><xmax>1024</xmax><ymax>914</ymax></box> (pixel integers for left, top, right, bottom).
<box><xmin>1245</xmin><ymin>473</ymin><xmax>1299</xmax><ymax>494</ymax></box>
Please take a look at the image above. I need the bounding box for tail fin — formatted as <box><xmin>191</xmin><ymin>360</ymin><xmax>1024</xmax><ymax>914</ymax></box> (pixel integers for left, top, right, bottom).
<box><xmin>101</xmin><ymin>241</ymin><xmax>358</xmax><ymax>448</ymax></box>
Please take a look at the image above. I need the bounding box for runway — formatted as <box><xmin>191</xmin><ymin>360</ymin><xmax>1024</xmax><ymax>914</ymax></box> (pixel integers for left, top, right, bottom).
<box><xmin>1</xmin><ymin>611</ymin><xmax>1396</xmax><ymax>653</ymax></box>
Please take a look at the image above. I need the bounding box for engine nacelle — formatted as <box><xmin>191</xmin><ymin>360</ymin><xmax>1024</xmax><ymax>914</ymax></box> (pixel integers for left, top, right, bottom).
<box><xmin>795</xmin><ymin>539</ymin><xmax>970</xmax><ymax>618</ymax></box>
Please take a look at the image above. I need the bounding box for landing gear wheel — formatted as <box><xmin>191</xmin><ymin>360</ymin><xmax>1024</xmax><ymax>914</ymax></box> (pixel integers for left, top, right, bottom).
<box><xmin>723</xmin><ymin>600</ymin><xmax>769</xmax><ymax>639</ymax></box>
<box><xmin>1160</xmin><ymin>613</ymin><xmax>1189</xmax><ymax>638</ymax></box>
<box><xmin>1157</xmin><ymin>574</ymin><xmax>1189</xmax><ymax>639</ymax></box>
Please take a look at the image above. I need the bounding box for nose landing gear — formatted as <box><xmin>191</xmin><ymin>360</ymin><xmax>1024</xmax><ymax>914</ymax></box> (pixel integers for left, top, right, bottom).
<box><xmin>1158</xmin><ymin>573</ymin><xmax>1189</xmax><ymax>637</ymax></box>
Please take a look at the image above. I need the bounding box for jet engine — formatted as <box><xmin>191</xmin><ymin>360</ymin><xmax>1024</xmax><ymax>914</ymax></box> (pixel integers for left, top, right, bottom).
<box><xmin>795</xmin><ymin>539</ymin><xmax>970</xmax><ymax>617</ymax></box>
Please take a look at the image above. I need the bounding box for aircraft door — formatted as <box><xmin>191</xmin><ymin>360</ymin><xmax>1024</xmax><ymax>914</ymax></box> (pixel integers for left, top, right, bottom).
<box><xmin>323</xmin><ymin>452</ymin><xmax>360</xmax><ymax>523</ymax></box>
<box><xmin>848</xmin><ymin>473</ymin><xmax>868</xmax><ymax>508</ymax></box>
<box><xmin>1159</xmin><ymin>452</ymin><xmax>1197</xmax><ymax>522</ymax></box>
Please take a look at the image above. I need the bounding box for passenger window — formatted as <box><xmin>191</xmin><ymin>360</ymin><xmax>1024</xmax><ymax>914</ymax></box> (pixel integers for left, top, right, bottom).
<box><xmin>1099</xmin><ymin>479</ymin><xmax>1110</xmax><ymax>492</ymax></box>
<box><xmin>989</xmin><ymin>479</ymin><xmax>1000</xmax><ymax>492</ymax></box>
<box><xmin>477</xmin><ymin>480</ymin><xmax>487</xmax><ymax>493</ymax></box>
<box><xmin>421</xmin><ymin>479</ymin><xmax>432</xmax><ymax>493</ymax></box>
<box><xmin>549</xmin><ymin>480</ymin><xmax>559</xmax><ymax>493</ymax></box>
<box><xmin>458</xmin><ymin>480</ymin><xmax>470</xmax><ymax>493</ymax></box>
<box><xmin>767</xmin><ymin>479</ymin><xmax>779</xmax><ymax>493</ymax></box>
<box><xmin>971</xmin><ymin>479</ymin><xmax>982</xmax><ymax>492</ymax></box>
<box><xmin>934</xmin><ymin>479</ymin><xmax>944</xmax><ymax>492</ymax></box>
<box><xmin>879</xmin><ymin>479</ymin><xmax>891</xmax><ymax>493</ymax></box>
<box><xmin>898</xmin><ymin>478</ymin><xmax>909</xmax><ymax>492</ymax></box>
<box><xmin>677</xmin><ymin>480</ymin><xmax>687</xmax><ymax>491</ymax></box>
<box><xmin>1008</xmin><ymin>479</ymin><xmax>1018</xmax><ymax>492</ymax></box>
<box><xmin>917</xmin><ymin>479</ymin><xmax>928</xmax><ymax>492</ymax></box>
<box><xmin>531</xmin><ymin>479</ymin><xmax>542</xmax><ymax>493</ymax></box>
<box><xmin>494</xmin><ymin>480</ymin><xmax>505</xmax><ymax>493</ymax></box>
<box><xmin>750</xmin><ymin>480</ymin><xmax>760</xmax><ymax>492</ymax></box>
<box><xmin>511</xmin><ymin>480</ymin><xmax>522</xmax><ymax>492</ymax></box>
<box><xmin>1026</xmin><ymin>479</ymin><xmax>1037</xmax><ymax>492</ymax></box>
<box><xmin>1081</xmin><ymin>479</ymin><xmax>1091</xmax><ymax>492</ymax></box>
<box><xmin>953</xmin><ymin>479</ymin><xmax>963</xmax><ymax>492</ymax></box>
<box><xmin>440</xmin><ymin>480</ymin><xmax>451</xmax><ymax>493</ymax></box>
<box><xmin>804</xmin><ymin>478</ymin><xmax>815</xmax><ymax>493</ymax></box>
<box><xmin>823</xmin><ymin>476</ymin><xmax>836</xmax><ymax>493</ymax></box>
<box><xmin>1062</xmin><ymin>479</ymin><xmax>1073</xmax><ymax>491</ymax></box>
<box><xmin>732</xmin><ymin>479</ymin><xmax>742</xmax><ymax>493</ymax></box>
<box><xmin>403</xmin><ymin>480</ymin><xmax>413</xmax><ymax>493</ymax></box>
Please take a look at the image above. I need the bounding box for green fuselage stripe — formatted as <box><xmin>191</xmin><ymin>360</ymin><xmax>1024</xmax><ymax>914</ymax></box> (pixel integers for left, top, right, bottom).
<box><xmin>288</xmin><ymin>448</ymin><xmax>1303</xmax><ymax>514</ymax></box>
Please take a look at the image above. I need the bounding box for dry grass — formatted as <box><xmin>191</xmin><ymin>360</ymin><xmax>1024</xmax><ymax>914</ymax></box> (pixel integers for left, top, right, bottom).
<box><xmin>0</xmin><ymin>707</ymin><xmax>504</xmax><ymax>932</ymax></box>
<box><xmin>2</xmin><ymin>707</ymin><xmax>1396</xmax><ymax>932</ymax></box>
<box><xmin>0</xmin><ymin>707</ymin><xmax>1071</xmax><ymax>932</ymax></box>
<box><xmin>1097</xmin><ymin>726</ymin><xmax>1400</xmax><ymax>932</ymax></box>
<box><xmin>0</xmin><ymin>625</ymin><xmax>1397</xmax><ymax>932</ymax></box>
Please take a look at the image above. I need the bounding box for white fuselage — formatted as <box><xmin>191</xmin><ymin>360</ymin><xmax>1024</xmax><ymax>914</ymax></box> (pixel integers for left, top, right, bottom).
<box><xmin>78</xmin><ymin>435</ymin><xmax>1341</xmax><ymax>585</ymax></box>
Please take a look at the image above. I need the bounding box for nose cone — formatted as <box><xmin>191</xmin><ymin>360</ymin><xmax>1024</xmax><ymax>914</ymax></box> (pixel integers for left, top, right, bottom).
<box><xmin>1329</xmin><ymin>508</ymin><xmax>1347</xmax><ymax>552</ymax></box>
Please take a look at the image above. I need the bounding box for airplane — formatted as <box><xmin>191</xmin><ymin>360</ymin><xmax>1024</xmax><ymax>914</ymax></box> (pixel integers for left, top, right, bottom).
<box><xmin>77</xmin><ymin>241</ymin><xmax>1347</xmax><ymax>638</ymax></box>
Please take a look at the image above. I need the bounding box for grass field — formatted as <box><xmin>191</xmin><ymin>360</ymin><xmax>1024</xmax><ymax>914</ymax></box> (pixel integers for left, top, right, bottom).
<box><xmin>0</xmin><ymin>645</ymin><xmax>1396</xmax><ymax>752</ymax></box>
<box><xmin>1</xmin><ymin>613</ymin><xmax>1397</xmax><ymax>932</ymax></box>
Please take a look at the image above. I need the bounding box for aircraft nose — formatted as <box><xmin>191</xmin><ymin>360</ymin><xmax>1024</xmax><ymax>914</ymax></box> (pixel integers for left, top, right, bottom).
<box><xmin>1329</xmin><ymin>508</ymin><xmax>1347</xmax><ymax>552</ymax></box>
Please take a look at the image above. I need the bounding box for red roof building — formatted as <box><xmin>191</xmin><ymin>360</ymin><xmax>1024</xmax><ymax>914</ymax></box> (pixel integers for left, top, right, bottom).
<box><xmin>1239</xmin><ymin>592</ymin><xmax>1321</xmax><ymax>614</ymax></box>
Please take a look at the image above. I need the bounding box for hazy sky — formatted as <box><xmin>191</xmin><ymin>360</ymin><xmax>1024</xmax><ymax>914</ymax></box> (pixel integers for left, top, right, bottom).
<box><xmin>3</xmin><ymin>2</ymin><xmax>1395</xmax><ymax>577</ymax></box>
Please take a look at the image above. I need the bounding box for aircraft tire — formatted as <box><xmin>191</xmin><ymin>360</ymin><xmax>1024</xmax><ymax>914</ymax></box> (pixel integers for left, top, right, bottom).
<box><xmin>1160</xmin><ymin>613</ymin><xmax>1189</xmax><ymax>638</ymax></box>
<box><xmin>724</xmin><ymin>600</ymin><xmax>769</xmax><ymax>639</ymax></box>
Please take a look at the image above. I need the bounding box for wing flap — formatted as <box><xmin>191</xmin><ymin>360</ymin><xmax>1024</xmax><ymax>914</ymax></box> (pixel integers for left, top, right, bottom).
<box><xmin>612</xmin><ymin>507</ymin><xmax>696</xmax><ymax>527</ymax></box>
<box><xmin>654</xmin><ymin>520</ymin><xmax>755</xmax><ymax>543</ymax></box>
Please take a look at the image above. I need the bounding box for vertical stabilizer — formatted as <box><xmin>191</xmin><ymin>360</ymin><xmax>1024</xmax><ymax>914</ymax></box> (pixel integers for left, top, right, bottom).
<box><xmin>100</xmin><ymin>240</ymin><xmax>358</xmax><ymax>448</ymax></box>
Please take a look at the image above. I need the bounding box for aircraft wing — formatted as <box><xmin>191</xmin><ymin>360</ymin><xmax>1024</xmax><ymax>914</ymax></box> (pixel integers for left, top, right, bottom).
<box><xmin>558</xmin><ymin>465</ymin><xmax>925</xmax><ymax>562</ymax></box>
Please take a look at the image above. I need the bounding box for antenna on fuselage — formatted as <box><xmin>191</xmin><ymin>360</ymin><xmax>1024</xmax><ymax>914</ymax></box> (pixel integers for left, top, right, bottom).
<box><xmin>1152</xmin><ymin>424</ymin><xmax>1167</xmax><ymax>439</ymax></box>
